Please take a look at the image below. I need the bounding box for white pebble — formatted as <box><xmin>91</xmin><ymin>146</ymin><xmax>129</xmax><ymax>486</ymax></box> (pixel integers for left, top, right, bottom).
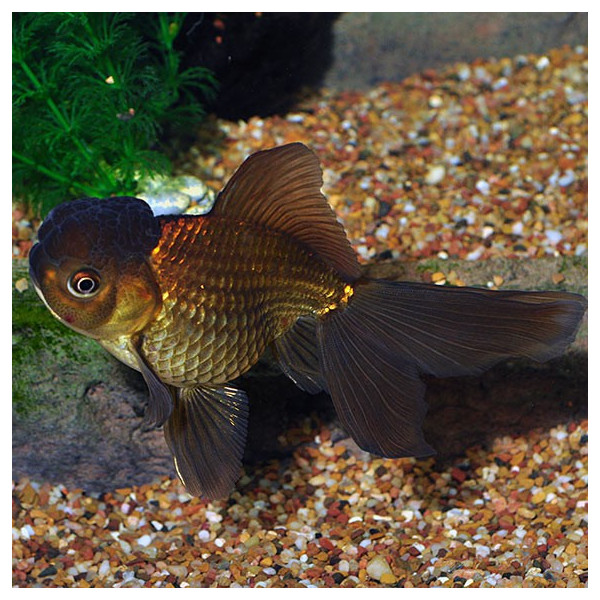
<box><xmin>198</xmin><ymin>530</ymin><xmax>210</xmax><ymax>542</ymax></box>
<box><xmin>137</xmin><ymin>534</ymin><xmax>153</xmax><ymax>547</ymax></box>
<box><xmin>466</xmin><ymin>246</ymin><xmax>484</xmax><ymax>261</ymax></box>
<box><xmin>457</xmin><ymin>65</ymin><xmax>471</xmax><ymax>81</ymax></box>
<box><xmin>364</xmin><ymin>196</ymin><xmax>377</xmax><ymax>210</ymax></box>
<box><xmin>558</xmin><ymin>170</ymin><xmax>576</xmax><ymax>187</ymax></box>
<box><xmin>295</xmin><ymin>536</ymin><xmax>307</xmax><ymax>551</ymax></box>
<box><xmin>20</xmin><ymin>524</ymin><xmax>34</xmax><ymax>540</ymax></box>
<box><xmin>482</xmin><ymin>226</ymin><xmax>494</xmax><ymax>239</ymax></box>
<box><xmin>511</xmin><ymin>221</ymin><xmax>524</xmax><ymax>236</ymax></box>
<box><xmin>205</xmin><ymin>510</ymin><xmax>222</xmax><ymax>523</ymax></box>
<box><xmin>99</xmin><ymin>559</ymin><xmax>111</xmax><ymax>577</ymax></box>
<box><xmin>474</xmin><ymin>66</ymin><xmax>492</xmax><ymax>82</ymax></box>
<box><xmin>375</xmin><ymin>223</ymin><xmax>390</xmax><ymax>241</ymax></box>
<box><xmin>514</xmin><ymin>526</ymin><xmax>527</xmax><ymax>540</ymax></box>
<box><xmin>486</xmin><ymin>573</ymin><xmax>502</xmax><ymax>586</ymax></box>
<box><xmin>366</xmin><ymin>555</ymin><xmax>393</xmax><ymax>581</ymax></box>
<box><xmin>425</xmin><ymin>164</ymin><xmax>446</xmax><ymax>185</ymax></box>
<box><xmin>429</xmin><ymin>94</ymin><xmax>443</xmax><ymax>108</ymax></box>
<box><xmin>536</xmin><ymin>56</ymin><xmax>550</xmax><ymax>70</ymax></box>
<box><xmin>356</xmin><ymin>245</ymin><xmax>369</xmax><ymax>260</ymax></box>
<box><xmin>546</xmin><ymin>230</ymin><xmax>563</xmax><ymax>245</ymax></box>
<box><xmin>475</xmin><ymin>180</ymin><xmax>490</xmax><ymax>195</ymax></box>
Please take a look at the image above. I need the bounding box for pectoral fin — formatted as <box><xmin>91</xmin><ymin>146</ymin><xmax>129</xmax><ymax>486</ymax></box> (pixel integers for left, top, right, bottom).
<box><xmin>163</xmin><ymin>385</ymin><xmax>249</xmax><ymax>499</ymax></box>
<box><xmin>132</xmin><ymin>346</ymin><xmax>174</xmax><ymax>427</ymax></box>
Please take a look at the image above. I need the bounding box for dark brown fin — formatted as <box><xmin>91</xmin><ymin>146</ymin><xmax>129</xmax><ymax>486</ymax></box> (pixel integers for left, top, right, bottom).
<box><xmin>317</xmin><ymin>305</ymin><xmax>434</xmax><ymax>458</ymax></box>
<box><xmin>163</xmin><ymin>385</ymin><xmax>249</xmax><ymax>499</ymax></box>
<box><xmin>272</xmin><ymin>316</ymin><xmax>327</xmax><ymax>394</ymax></box>
<box><xmin>347</xmin><ymin>281</ymin><xmax>587</xmax><ymax>376</ymax></box>
<box><xmin>212</xmin><ymin>143</ymin><xmax>361</xmax><ymax>281</ymax></box>
<box><xmin>133</xmin><ymin>348</ymin><xmax>174</xmax><ymax>427</ymax></box>
<box><xmin>316</xmin><ymin>280</ymin><xmax>586</xmax><ymax>458</ymax></box>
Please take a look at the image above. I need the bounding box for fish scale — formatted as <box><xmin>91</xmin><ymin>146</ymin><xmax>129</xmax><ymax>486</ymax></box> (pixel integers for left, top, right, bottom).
<box><xmin>141</xmin><ymin>214</ymin><xmax>347</xmax><ymax>386</ymax></box>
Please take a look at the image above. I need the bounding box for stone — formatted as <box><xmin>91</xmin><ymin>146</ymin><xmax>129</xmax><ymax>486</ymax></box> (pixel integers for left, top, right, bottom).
<box><xmin>140</xmin><ymin>190</ymin><xmax>191</xmax><ymax>216</ymax></box>
<box><xmin>366</xmin><ymin>555</ymin><xmax>393</xmax><ymax>581</ymax></box>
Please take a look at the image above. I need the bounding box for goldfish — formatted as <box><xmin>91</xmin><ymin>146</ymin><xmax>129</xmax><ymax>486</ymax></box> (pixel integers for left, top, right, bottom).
<box><xmin>29</xmin><ymin>143</ymin><xmax>587</xmax><ymax>499</ymax></box>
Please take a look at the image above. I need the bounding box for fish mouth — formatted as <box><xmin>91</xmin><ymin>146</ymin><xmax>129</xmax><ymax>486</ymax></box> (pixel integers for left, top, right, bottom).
<box><xmin>28</xmin><ymin>242</ymin><xmax>44</xmax><ymax>295</ymax></box>
<box><xmin>28</xmin><ymin>242</ymin><xmax>55</xmax><ymax>312</ymax></box>
<box><xmin>28</xmin><ymin>242</ymin><xmax>63</xmax><ymax>316</ymax></box>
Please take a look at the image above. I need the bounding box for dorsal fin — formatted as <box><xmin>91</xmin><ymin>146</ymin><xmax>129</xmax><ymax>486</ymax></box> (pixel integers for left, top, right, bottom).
<box><xmin>212</xmin><ymin>143</ymin><xmax>361</xmax><ymax>281</ymax></box>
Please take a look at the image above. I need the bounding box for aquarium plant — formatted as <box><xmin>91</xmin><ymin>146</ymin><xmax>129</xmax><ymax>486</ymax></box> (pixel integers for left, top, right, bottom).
<box><xmin>12</xmin><ymin>12</ymin><xmax>217</xmax><ymax>216</ymax></box>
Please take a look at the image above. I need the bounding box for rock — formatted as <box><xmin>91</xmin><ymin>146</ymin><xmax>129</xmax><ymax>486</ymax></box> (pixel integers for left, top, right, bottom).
<box><xmin>172</xmin><ymin>175</ymin><xmax>212</xmax><ymax>201</ymax></box>
<box><xmin>366</xmin><ymin>555</ymin><xmax>394</xmax><ymax>581</ymax></box>
<box><xmin>425</xmin><ymin>165</ymin><xmax>446</xmax><ymax>186</ymax></box>
<box><xmin>140</xmin><ymin>189</ymin><xmax>191</xmax><ymax>216</ymax></box>
<box><xmin>323</xmin><ymin>13</ymin><xmax>587</xmax><ymax>91</ymax></box>
<box><xmin>138</xmin><ymin>174</ymin><xmax>216</xmax><ymax>216</ymax></box>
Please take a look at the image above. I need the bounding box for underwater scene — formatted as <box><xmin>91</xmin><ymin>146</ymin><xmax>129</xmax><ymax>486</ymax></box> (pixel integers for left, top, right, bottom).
<box><xmin>12</xmin><ymin>13</ymin><xmax>587</xmax><ymax>588</ymax></box>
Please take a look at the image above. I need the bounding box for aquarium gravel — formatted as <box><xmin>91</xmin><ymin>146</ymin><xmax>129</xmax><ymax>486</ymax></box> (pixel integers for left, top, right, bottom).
<box><xmin>13</xmin><ymin>46</ymin><xmax>587</xmax><ymax>588</ymax></box>
<box><xmin>181</xmin><ymin>45</ymin><xmax>587</xmax><ymax>266</ymax></box>
<box><xmin>12</xmin><ymin>421</ymin><xmax>588</xmax><ymax>588</ymax></box>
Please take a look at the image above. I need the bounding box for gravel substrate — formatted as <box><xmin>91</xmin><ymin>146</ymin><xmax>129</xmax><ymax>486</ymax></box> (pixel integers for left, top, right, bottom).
<box><xmin>179</xmin><ymin>45</ymin><xmax>587</xmax><ymax>265</ymax></box>
<box><xmin>12</xmin><ymin>46</ymin><xmax>587</xmax><ymax>587</ymax></box>
<box><xmin>13</xmin><ymin>420</ymin><xmax>588</xmax><ymax>588</ymax></box>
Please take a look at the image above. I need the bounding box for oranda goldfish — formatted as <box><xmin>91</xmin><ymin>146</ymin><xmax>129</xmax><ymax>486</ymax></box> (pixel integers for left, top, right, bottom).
<box><xmin>29</xmin><ymin>143</ymin><xmax>587</xmax><ymax>499</ymax></box>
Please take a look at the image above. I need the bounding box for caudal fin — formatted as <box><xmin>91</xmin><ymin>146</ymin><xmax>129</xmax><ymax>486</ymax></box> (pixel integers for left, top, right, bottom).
<box><xmin>279</xmin><ymin>280</ymin><xmax>586</xmax><ymax>458</ymax></box>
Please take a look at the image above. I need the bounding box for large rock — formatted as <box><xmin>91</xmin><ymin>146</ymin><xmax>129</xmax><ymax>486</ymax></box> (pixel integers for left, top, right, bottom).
<box><xmin>12</xmin><ymin>256</ymin><xmax>587</xmax><ymax>492</ymax></box>
<box><xmin>325</xmin><ymin>12</ymin><xmax>588</xmax><ymax>90</ymax></box>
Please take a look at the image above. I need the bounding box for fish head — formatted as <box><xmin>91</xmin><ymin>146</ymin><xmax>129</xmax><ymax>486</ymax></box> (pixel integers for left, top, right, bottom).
<box><xmin>29</xmin><ymin>197</ymin><xmax>162</xmax><ymax>340</ymax></box>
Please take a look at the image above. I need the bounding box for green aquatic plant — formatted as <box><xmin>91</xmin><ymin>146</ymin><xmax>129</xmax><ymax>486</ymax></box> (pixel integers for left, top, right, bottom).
<box><xmin>12</xmin><ymin>12</ymin><xmax>217</xmax><ymax>215</ymax></box>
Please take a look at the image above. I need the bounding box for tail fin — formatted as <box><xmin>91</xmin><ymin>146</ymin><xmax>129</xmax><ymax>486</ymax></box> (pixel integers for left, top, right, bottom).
<box><xmin>277</xmin><ymin>280</ymin><xmax>587</xmax><ymax>458</ymax></box>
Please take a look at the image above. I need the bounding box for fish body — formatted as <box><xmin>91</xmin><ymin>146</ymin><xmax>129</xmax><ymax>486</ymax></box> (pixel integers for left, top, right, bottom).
<box><xmin>141</xmin><ymin>214</ymin><xmax>347</xmax><ymax>387</ymax></box>
<box><xmin>29</xmin><ymin>143</ymin><xmax>587</xmax><ymax>499</ymax></box>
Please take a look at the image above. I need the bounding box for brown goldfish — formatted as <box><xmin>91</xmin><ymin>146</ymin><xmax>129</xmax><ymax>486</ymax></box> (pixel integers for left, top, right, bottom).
<box><xmin>29</xmin><ymin>143</ymin><xmax>587</xmax><ymax>499</ymax></box>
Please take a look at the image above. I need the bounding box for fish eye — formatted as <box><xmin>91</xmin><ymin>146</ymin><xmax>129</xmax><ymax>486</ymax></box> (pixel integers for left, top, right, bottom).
<box><xmin>67</xmin><ymin>269</ymin><xmax>101</xmax><ymax>298</ymax></box>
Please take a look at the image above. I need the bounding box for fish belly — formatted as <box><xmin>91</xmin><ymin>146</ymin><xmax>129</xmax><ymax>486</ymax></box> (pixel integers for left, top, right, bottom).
<box><xmin>141</xmin><ymin>215</ymin><xmax>345</xmax><ymax>386</ymax></box>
